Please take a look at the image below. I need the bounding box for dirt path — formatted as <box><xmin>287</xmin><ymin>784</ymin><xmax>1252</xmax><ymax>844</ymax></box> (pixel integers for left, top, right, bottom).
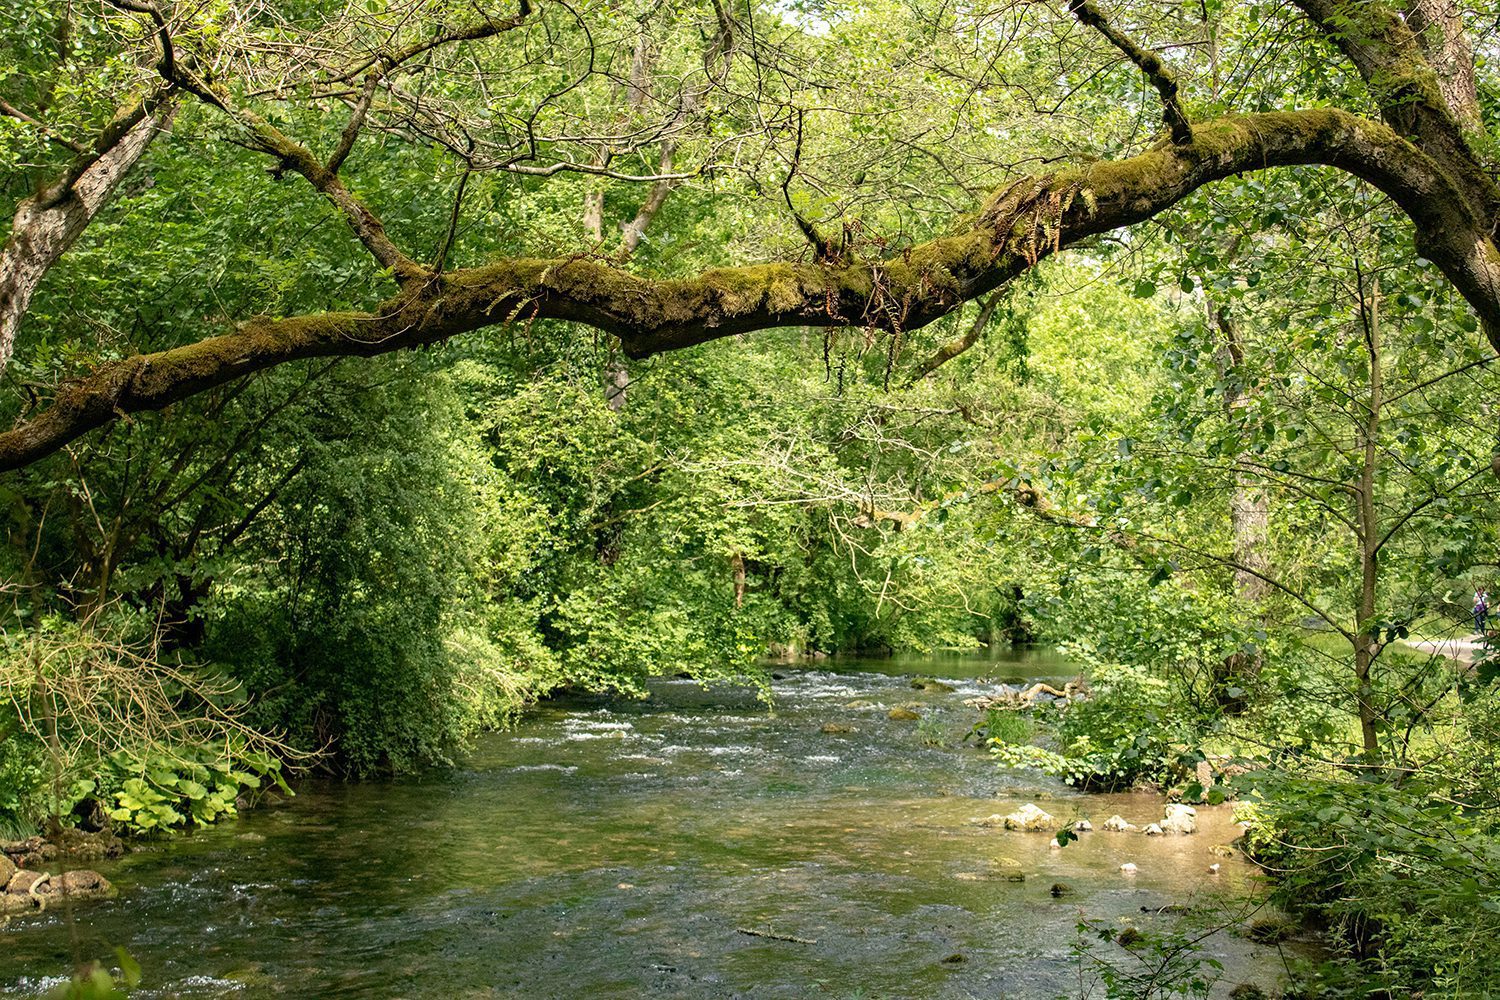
<box><xmin>1403</xmin><ymin>636</ymin><xmax>1490</xmax><ymax>665</ymax></box>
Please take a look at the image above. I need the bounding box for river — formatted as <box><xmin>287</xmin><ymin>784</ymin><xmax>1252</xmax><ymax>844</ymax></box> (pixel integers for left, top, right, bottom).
<box><xmin>1</xmin><ymin>650</ymin><xmax>1295</xmax><ymax>998</ymax></box>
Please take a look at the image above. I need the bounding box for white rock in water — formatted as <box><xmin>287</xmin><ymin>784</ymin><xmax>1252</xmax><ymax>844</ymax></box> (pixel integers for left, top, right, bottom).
<box><xmin>1102</xmin><ymin>814</ymin><xmax>1138</xmax><ymax>833</ymax></box>
<box><xmin>1207</xmin><ymin>863</ymin><xmax>1221</xmax><ymax>875</ymax></box>
<box><xmin>1119</xmin><ymin>862</ymin><xmax>1138</xmax><ymax>874</ymax></box>
<box><xmin>1049</xmin><ymin>838</ymin><xmax>1063</xmax><ymax>850</ymax></box>
<box><xmin>1161</xmin><ymin>803</ymin><xmax>1198</xmax><ymax>835</ymax></box>
<box><xmin>1143</xmin><ymin>823</ymin><xmax>1164</xmax><ymax>836</ymax></box>
<box><xmin>1073</xmin><ymin>819</ymin><xmax>1093</xmax><ymax>833</ymax></box>
<box><xmin>1002</xmin><ymin>803</ymin><xmax>1056</xmax><ymax>832</ymax></box>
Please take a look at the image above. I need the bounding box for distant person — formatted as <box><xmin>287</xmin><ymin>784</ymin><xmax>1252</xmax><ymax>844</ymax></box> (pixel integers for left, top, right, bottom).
<box><xmin>1476</xmin><ymin>588</ymin><xmax>1491</xmax><ymax>635</ymax></box>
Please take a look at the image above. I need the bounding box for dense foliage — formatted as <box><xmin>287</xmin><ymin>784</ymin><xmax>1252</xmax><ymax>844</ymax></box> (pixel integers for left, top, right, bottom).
<box><xmin>5</xmin><ymin>0</ymin><xmax>1500</xmax><ymax>993</ymax></box>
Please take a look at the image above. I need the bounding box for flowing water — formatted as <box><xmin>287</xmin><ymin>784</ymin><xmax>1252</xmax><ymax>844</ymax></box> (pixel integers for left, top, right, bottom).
<box><xmin>1</xmin><ymin>651</ymin><xmax>1296</xmax><ymax>998</ymax></box>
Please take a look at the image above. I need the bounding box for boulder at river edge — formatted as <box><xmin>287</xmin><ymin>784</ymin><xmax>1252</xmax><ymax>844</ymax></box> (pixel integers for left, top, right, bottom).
<box><xmin>1002</xmin><ymin>803</ymin><xmax>1055</xmax><ymax>831</ymax></box>
<box><xmin>1</xmin><ymin>834</ymin><xmax>121</xmax><ymax>916</ymax></box>
<box><xmin>2</xmin><ymin>867</ymin><xmax>115</xmax><ymax>915</ymax></box>
<box><xmin>1161</xmin><ymin>803</ymin><xmax>1198</xmax><ymax>835</ymax></box>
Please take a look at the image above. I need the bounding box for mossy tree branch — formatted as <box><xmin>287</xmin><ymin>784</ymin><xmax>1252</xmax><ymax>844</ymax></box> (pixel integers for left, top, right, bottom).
<box><xmin>104</xmin><ymin>0</ymin><xmax>533</xmax><ymax>285</ymax></box>
<box><xmin>1290</xmin><ymin>0</ymin><xmax>1497</xmax><ymax>223</ymax></box>
<box><xmin>3</xmin><ymin>106</ymin><xmax>1496</xmax><ymax>472</ymax></box>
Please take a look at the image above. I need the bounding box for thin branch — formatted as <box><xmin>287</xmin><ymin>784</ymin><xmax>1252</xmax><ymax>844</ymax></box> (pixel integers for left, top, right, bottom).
<box><xmin>0</xmin><ymin>101</ymin><xmax>89</xmax><ymax>155</ymax></box>
<box><xmin>908</xmin><ymin>291</ymin><xmax>1004</xmax><ymax>382</ymax></box>
<box><xmin>1067</xmin><ymin>0</ymin><xmax>1193</xmax><ymax>143</ymax></box>
<box><xmin>783</xmin><ymin>110</ymin><xmax>838</xmax><ymax>261</ymax></box>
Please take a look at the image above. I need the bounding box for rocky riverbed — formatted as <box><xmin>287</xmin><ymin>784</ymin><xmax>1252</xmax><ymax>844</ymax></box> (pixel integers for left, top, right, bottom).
<box><xmin>1</xmin><ymin>650</ymin><xmax>1303</xmax><ymax>997</ymax></box>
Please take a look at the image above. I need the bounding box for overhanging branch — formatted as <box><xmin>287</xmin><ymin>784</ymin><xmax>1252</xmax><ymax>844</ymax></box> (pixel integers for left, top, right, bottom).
<box><xmin>1</xmin><ymin>107</ymin><xmax>1494</xmax><ymax>472</ymax></box>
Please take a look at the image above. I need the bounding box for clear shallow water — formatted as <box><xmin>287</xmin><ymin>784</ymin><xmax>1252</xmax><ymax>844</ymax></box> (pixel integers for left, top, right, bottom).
<box><xmin>1</xmin><ymin>650</ymin><xmax>1293</xmax><ymax>998</ymax></box>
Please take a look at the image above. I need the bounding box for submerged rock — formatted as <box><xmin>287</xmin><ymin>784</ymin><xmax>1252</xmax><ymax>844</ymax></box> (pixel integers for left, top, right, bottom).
<box><xmin>1</xmin><ymin>837</ymin><xmax>54</xmax><ymax>870</ymax></box>
<box><xmin>820</xmin><ymin>722</ymin><xmax>855</xmax><ymax>734</ymax></box>
<box><xmin>910</xmin><ymin>678</ymin><xmax>955</xmax><ymax>693</ymax></box>
<box><xmin>2</xmin><ymin>831</ymin><xmax>122</xmax><ymax>870</ymax></box>
<box><xmin>48</xmin><ymin>869</ymin><xmax>114</xmax><ymax>899</ymax></box>
<box><xmin>2</xmin><ymin>866</ymin><xmax>115</xmax><ymax>914</ymax></box>
<box><xmin>49</xmin><ymin>829</ymin><xmax>124</xmax><ymax>862</ymax></box>
<box><xmin>1160</xmin><ymin>803</ymin><xmax>1198</xmax><ymax>835</ymax></box>
<box><xmin>887</xmin><ymin>707</ymin><xmax>921</xmax><ymax>721</ymax></box>
<box><xmin>1002</xmin><ymin>803</ymin><xmax>1055</xmax><ymax>832</ymax></box>
<box><xmin>1119</xmin><ymin>862</ymin><xmax>1138</xmax><ymax>874</ymax></box>
<box><xmin>1247</xmin><ymin>915</ymin><xmax>1296</xmax><ymax>944</ymax></box>
<box><xmin>1102</xmin><ymin>815</ymin><xmax>1138</xmax><ymax>833</ymax></box>
<box><xmin>4</xmin><ymin>867</ymin><xmax>114</xmax><ymax>901</ymax></box>
<box><xmin>1049</xmin><ymin>882</ymin><xmax>1073</xmax><ymax>897</ymax></box>
<box><xmin>6</xmin><ymin>869</ymin><xmax>45</xmax><ymax>896</ymax></box>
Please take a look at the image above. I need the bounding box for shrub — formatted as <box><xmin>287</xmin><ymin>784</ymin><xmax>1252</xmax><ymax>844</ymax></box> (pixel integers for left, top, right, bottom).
<box><xmin>1239</xmin><ymin>770</ymin><xmax>1500</xmax><ymax>995</ymax></box>
<box><xmin>1053</xmin><ymin>663</ymin><xmax>1209</xmax><ymax>790</ymax></box>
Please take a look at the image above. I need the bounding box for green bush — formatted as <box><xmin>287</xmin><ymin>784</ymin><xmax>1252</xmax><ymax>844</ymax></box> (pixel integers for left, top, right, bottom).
<box><xmin>1053</xmin><ymin>664</ymin><xmax>1209</xmax><ymax>790</ymax></box>
<box><xmin>972</xmin><ymin>708</ymin><xmax>1033</xmax><ymax>745</ymax></box>
<box><xmin>0</xmin><ymin>723</ymin><xmax>48</xmax><ymax>838</ymax></box>
<box><xmin>1239</xmin><ymin>770</ymin><xmax>1500</xmax><ymax>995</ymax></box>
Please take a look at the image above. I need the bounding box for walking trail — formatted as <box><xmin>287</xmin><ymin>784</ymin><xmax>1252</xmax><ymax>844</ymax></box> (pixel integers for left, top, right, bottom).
<box><xmin>1403</xmin><ymin>635</ymin><xmax>1491</xmax><ymax>665</ymax></box>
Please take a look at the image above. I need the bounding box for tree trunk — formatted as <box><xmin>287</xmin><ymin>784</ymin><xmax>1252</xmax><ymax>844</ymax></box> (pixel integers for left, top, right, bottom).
<box><xmin>0</xmin><ymin>100</ymin><xmax>173</xmax><ymax>375</ymax></box>
<box><xmin>1404</xmin><ymin>0</ymin><xmax>1483</xmax><ymax>130</ymax></box>
<box><xmin>1212</xmin><ymin>305</ymin><xmax>1271</xmax><ymax>705</ymax></box>
<box><xmin>588</xmin><ymin>28</ymin><xmax>662</xmax><ymax>410</ymax></box>
<box><xmin>1353</xmin><ymin>271</ymin><xmax>1384</xmax><ymax>764</ymax></box>
<box><xmin>582</xmin><ymin>190</ymin><xmax>604</xmax><ymax>243</ymax></box>
<box><xmin>605</xmin><ymin>359</ymin><xmax>629</xmax><ymax>411</ymax></box>
<box><xmin>731</xmin><ymin>551</ymin><xmax>746</xmax><ymax>608</ymax></box>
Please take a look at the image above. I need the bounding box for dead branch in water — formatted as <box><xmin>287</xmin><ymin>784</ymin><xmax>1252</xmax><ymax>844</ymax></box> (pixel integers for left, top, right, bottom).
<box><xmin>736</xmin><ymin>927</ymin><xmax>818</xmax><ymax>944</ymax></box>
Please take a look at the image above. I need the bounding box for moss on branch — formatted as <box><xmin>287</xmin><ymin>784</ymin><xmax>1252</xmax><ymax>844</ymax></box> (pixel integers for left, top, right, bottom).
<box><xmin>2</xmin><ymin>107</ymin><xmax>1496</xmax><ymax>473</ymax></box>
